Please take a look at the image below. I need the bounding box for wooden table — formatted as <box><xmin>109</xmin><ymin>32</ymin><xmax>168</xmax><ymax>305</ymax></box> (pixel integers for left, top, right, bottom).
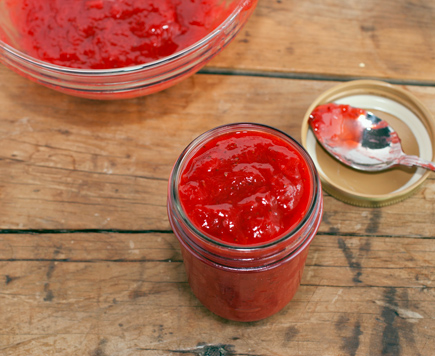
<box><xmin>1</xmin><ymin>1</ymin><xmax>435</xmax><ymax>355</ymax></box>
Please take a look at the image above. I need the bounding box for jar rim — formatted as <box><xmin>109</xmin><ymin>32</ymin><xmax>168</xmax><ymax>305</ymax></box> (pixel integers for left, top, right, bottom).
<box><xmin>169</xmin><ymin>122</ymin><xmax>322</xmax><ymax>251</ymax></box>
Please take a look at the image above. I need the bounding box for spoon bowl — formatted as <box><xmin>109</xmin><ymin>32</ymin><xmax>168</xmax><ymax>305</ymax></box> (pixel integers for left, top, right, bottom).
<box><xmin>308</xmin><ymin>103</ymin><xmax>435</xmax><ymax>172</ymax></box>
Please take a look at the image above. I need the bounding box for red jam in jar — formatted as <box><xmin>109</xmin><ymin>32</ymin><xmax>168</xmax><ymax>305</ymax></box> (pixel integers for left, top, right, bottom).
<box><xmin>4</xmin><ymin>0</ymin><xmax>231</xmax><ymax>69</ymax></box>
<box><xmin>168</xmin><ymin>123</ymin><xmax>323</xmax><ymax>321</ymax></box>
<box><xmin>179</xmin><ymin>129</ymin><xmax>313</xmax><ymax>246</ymax></box>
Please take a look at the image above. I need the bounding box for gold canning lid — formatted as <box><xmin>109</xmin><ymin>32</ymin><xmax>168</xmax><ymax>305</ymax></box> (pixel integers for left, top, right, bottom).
<box><xmin>301</xmin><ymin>80</ymin><xmax>435</xmax><ymax>207</ymax></box>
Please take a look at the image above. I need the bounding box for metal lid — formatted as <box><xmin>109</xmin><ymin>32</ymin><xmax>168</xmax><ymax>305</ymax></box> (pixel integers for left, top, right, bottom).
<box><xmin>301</xmin><ymin>80</ymin><xmax>435</xmax><ymax>207</ymax></box>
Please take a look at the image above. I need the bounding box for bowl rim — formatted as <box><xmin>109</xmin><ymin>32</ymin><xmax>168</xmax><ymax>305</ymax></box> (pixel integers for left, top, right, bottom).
<box><xmin>0</xmin><ymin>0</ymin><xmax>252</xmax><ymax>74</ymax></box>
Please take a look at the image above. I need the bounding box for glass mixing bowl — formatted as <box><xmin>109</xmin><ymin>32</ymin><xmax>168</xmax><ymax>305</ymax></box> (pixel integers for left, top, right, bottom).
<box><xmin>0</xmin><ymin>0</ymin><xmax>257</xmax><ymax>100</ymax></box>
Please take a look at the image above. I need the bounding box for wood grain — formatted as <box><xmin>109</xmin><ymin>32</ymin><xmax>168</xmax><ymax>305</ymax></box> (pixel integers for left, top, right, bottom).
<box><xmin>2</xmin><ymin>233</ymin><xmax>435</xmax><ymax>356</ymax></box>
<box><xmin>208</xmin><ymin>0</ymin><xmax>435</xmax><ymax>83</ymax></box>
<box><xmin>1</xmin><ymin>1</ymin><xmax>435</xmax><ymax>353</ymax></box>
<box><xmin>1</xmin><ymin>67</ymin><xmax>434</xmax><ymax>232</ymax></box>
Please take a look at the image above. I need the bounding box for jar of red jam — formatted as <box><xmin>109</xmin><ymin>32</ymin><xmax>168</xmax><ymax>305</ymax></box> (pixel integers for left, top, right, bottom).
<box><xmin>167</xmin><ymin>123</ymin><xmax>323</xmax><ymax>322</ymax></box>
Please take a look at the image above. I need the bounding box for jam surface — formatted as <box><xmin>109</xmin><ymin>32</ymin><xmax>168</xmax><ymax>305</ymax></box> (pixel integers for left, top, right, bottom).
<box><xmin>309</xmin><ymin>103</ymin><xmax>367</xmax><ymax>148</ymax></box>
<box><xmin>179</xmin><ymin>130</ymin><xmax>313</xmax><ymax>246</ymax></box>
<box><xmin>5</xmin><ymin>0</ymin><xmax>228</xmax><ymax>69</ymax></box>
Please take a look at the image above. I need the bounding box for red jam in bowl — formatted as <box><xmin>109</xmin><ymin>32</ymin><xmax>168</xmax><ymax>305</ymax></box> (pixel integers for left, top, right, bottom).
<box><xmin>168</xmin><ymin>124</ymin><xmax>323</xmax><ymax>321</ymax></box>
<box><xmin>4</xmin><ymin>0</ymin><xmax>231</xmax><ymax>69</ymax></box>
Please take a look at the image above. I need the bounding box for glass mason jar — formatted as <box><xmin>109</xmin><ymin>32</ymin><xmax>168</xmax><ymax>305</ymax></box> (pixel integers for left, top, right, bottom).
<box><xmin>167</xmin><ymin>123</ymin><xmax>323</xmax><ymax>322</ymax></box>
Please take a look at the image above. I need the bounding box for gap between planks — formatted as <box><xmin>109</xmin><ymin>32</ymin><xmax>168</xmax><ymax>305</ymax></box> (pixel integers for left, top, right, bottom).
<box><xmin>199</xmin><ymin>67</ymin><xmax>435</xmax><ymax>88</ymax></box>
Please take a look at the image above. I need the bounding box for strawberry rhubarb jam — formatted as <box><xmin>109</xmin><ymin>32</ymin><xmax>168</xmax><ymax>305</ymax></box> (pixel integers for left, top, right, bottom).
<box><xmin>179</xmin><ymin>128</ymin><xmax>312</xmax><ymax>245</ymax></box>
<box><xmin>4</xmin><ymin>0</ymin><xmax>231</xmax><ymax>69</ymax></box>
<box><xmin>168</xmin><ymin>123</ymin><xmax>323</xmax><ymax>321</ymax></box>
<box><xmin>309</xmin><ymin>103</ymin><xmax>368</xmax><ymax>149</ymax></box>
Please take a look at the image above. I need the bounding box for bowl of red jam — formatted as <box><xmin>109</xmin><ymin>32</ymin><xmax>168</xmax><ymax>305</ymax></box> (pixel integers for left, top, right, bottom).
<box><xmin>167</xmin><ymin>123</ymin><xmax>323</xmax><ymax>322</ymax></box>
<box><xmin>0</xmin><ymin>0</ymin><xmax>257</xmax><ymax>100</ymax></box>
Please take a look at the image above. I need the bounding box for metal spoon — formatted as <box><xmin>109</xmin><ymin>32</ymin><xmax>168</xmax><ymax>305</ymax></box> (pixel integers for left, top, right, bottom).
<box><xmin>309</xmin><ymin>103</ymin><xmax>435</xmax><ymax>172</ymax></box>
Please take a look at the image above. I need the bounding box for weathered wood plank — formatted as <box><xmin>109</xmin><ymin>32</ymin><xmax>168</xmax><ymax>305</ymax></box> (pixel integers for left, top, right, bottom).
<box><xmin>0</xmin><ymin>233</ymin><xmax>181</xmax><ymax>262</ymax></box>
<box><xmin>1</xmin><ymin>304</ymin><xmax>433</xmax><ymax>356</ymax></box>
<box><xmin>321</xmin><ymin>181</ymin><xmax>435</xmax><ymax>238</ymax></box>
<box><xmin>1</xmin><ymin>252</ymin><xmax>435</xmax><ymax>355</ymax></box>
<box><xmin>1</xmin><ymin>68</ymin><xmax>434</xmax><ymax>233</ymax></box>
<box><xmin>209</xmin><ymin>0</ymin><xmax>435</xmax><ymax>83</ymax></box>
<box><xmin>0</xmin><ymin>159</ymin><xmax>168</xmax><ymax>230</ymax></box>
<box><xmin>2</xmin><ymin>235</ymin><xmax>434</xmax><ymax>291</ymax></box>
<box><xmin>1</xmin><ymin>233</ymin><xmax>435</xmax><ymax>268</ymax></box>
<box><xmin>1</xmin><ymin>157</ymin><xmax>433</xmax><ymax>235</ymax></box>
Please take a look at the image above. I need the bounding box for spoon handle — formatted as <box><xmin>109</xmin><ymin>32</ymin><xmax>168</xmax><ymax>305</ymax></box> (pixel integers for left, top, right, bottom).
<box><xmin>399</xmin><ymin>154</ymin><xmax>435</xmax><ymax>172</ymax></box>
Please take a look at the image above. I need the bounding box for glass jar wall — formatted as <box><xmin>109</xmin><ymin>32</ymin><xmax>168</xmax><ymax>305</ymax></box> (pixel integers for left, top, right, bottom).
<box><xmin>167</xmin><ymin>123</ymin><xmax>323</xmax><ymax>321</ymax></box>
